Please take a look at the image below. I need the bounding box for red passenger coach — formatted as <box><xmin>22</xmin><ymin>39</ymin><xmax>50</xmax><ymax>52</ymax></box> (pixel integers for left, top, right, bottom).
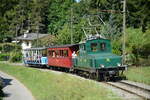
<box><xmin>47</xmin><ymin>44</ymin><xmax>79</xmax><ymax>68</ymax></box>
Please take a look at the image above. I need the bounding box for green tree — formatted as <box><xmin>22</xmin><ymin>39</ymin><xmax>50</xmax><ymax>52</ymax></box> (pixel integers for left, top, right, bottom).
<box><xmin>0</xmin><ymin>0</ymin><xmax>51</xmax><ymax>43</ymax></box>
<box><xmin>56</xmin><ymin>24</ymin><xmax>71</xmax><ymax>44</ymax></box>
<box><xmin>48</xmin><ymin>0</ymin><xmax>74</xmax><ymax>35</ymax></box>
<box><xmin>127</xmin><ymin>0</ymin><xmax>150</xmax><ymax>32</ymax></box>
<box><xmin>123</xmin><ymin>28</ymin><xmax>149</xmax><ymax>65</ymax></box>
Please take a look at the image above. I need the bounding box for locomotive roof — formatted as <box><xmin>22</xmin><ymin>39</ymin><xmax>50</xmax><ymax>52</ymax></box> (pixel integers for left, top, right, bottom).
<box><xmin>48</xmin><ymin>44</ymin><xmax>79</xmax><ymax>48</ymax></box>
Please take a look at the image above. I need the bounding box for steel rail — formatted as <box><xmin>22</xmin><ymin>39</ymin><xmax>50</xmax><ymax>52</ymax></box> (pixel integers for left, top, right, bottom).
<box><xmin>119</xmin><ymin>81</ymin><xmax>150</xmax><ymax>93</ymax></box>
<box><xmin>104</xmin><ymin>82</ymin><xmax>150</xmax><ymax>100</ymax></box>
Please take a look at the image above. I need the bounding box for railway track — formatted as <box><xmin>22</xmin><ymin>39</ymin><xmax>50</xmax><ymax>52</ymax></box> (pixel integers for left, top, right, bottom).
<box><xmin>105</xmin><ymin>80</ymin><xmax>150</xmax><ymax>100</ymax></box>
<box><xmin>26</xmin><ymin>65</ymin><xmax>150</xmax><ymax>100</ymax></box>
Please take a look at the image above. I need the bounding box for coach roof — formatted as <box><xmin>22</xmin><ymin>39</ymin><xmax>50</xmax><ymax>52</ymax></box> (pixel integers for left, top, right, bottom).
<box><xmin>48</xmin><ymin>44</ymin><xmax>79</xmax><ymax>48</ymax></box>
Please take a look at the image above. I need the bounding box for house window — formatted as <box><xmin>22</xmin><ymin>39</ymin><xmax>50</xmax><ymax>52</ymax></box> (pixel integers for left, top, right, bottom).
<box><xmin>26</xmin><ymin>41</ymin><xmax>29</xmax><ymax>46</ymax></box>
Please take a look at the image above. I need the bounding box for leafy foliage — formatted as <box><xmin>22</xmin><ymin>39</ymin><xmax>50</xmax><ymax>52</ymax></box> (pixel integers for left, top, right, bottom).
<box><xmin>0</xmin><ymin>0</ymin><xmax>150</xmax><ymax>65</ymax></box>
<box><xmin>0</xmin><ymin>0</ymin><xmax>51</xmax><ymax>41</ymax></box>
<box><xmin>0</xmin><ymin>53</ymin><xmax>10</xmax><ymax>61</ymax></box>
<box><xmin>48</xmin><ymin>0</ymin><xmax>74</xmax><ymax>35</ymax></box>
<box><xmin>127</xmin><ymin>0</ymin><xmax>150</xmax><ymax>32</ymax></box>
<box><xmin>125</xmin><ymin>28</ymin><xmax>148</xmax><ymax>53</ymax></box>
<box><xmin>32</xmin><ymin>35</ymin><xmax>57</xmax><ymax>47</ymax></box>
<box><xmin>0</xmin><ymin>43</ymin><xmax>21</xmax><ymax>53</ymax></box>
<box><xmin>0</xmin><ymin>43</ymin><xmax>22</xmax><ymax>62</ymax></box>
<box><xmin>9</xmin><ymin>52</ymin><xmax>22</xmax><ymax>62</ymax></box>
<box><xmin>121</xmin><ymin>28</ymin><xmax>150</xmax><ymax>65</ymax></box>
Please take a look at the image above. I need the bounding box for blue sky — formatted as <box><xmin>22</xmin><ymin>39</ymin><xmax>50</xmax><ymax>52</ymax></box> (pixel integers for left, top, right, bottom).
<box><xmin>75</xmin><ymin>0</ymin><xmax>80</xmax><ymax>3</ymax></box>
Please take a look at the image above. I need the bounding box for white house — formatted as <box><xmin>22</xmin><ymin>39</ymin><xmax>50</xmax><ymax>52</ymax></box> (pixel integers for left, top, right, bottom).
<box><xmin>15</xmin><ymin>33</ymin><xmax>49</xmax><ymax>56</ymax></box>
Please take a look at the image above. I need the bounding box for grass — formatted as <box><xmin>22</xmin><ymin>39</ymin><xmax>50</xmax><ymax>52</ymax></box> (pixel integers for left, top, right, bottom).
<box><xmin>124</xmin><ymin>66</ymin><xmax>150</xmax><ymax>85</ymax></box>
<box><xmin>0</xmin><ymin>63</ymin><xmax>121</xmax><ymax>100</ymax></box>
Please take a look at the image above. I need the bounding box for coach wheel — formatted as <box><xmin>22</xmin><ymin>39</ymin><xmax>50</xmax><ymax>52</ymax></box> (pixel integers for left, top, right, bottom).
<box><xmin>95</xmin><ymin>70</ymin><xmax>100</xmax><ymax>81</ymax></box>
<box><xmin>103</xmin><ymin>74</ymin><xmax>109</xmax><ymax>82</ymax></box>
<box><xmin>46</xmin><ymin>65</ymin><xmax>49</xmax><ymax>68</ymax></box>
<box><xmin>69</xmin><ymin>68</ymin><xmax>74</xmax><ymax>73</ymax></box>
<box><xmin>89</xmin><ymin>72</ymin><xmax>95</xmax><ymax>79</ymax></box>
<box><xmin>24</xmin><ymin>64</ymin><xmax>29</xmax><ymax>67</ymax></box>
<box><xmin>120</xmin><ymin>70</ymin><xmax>124</xmax><ymax>75</ymax></box>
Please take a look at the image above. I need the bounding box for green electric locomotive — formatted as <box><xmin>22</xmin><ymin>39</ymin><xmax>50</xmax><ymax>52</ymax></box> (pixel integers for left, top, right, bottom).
<box><xmin>73</xmin><ymin>36</ymin><xmax>126</xmax><ymax>81</ymax></box>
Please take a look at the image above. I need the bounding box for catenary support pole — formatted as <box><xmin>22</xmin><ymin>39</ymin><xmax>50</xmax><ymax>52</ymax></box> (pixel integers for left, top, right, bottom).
<box><xmin>122</xmin><ymin>0</ymin><xmax>126</xmax><ymax>64</ymax></box>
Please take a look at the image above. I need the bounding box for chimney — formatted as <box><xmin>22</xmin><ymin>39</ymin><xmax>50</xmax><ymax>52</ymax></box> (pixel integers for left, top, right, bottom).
<box><xmin>24</xmin><ymin>33</ymin><xmax>27</xmax><ymax>38</ymax></box>
<box><xmin>24</xmin><ymin>30</ymin><xmax>29</xmax><ymax>38</ymax></box>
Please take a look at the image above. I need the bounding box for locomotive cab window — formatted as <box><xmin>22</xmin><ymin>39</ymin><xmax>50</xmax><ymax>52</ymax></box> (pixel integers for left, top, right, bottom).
<box><xmin>100</xmin><ymin>43</ymin><xmax>106</xmax><ymax>51</ymax></box>
<box><xmin>83</xmin><ymin>44</ymin><xmax>86</xmax><ymax>50</ymax></box>
<box><xmin>91</xmin><ymin>43</ymin><xmax>98</xmax><ymax>52</ymax></box>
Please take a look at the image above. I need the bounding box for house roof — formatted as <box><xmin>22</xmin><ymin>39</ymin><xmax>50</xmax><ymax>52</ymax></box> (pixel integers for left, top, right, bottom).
<box><xmin>24</xmin><ymin>47</ymin><xmax>47</xmax><ymax>51</ymax></box>
<box><xmin>16</xmin><ymin>33</ymin><xmax>49</xmax><ymax>41</ymax></box>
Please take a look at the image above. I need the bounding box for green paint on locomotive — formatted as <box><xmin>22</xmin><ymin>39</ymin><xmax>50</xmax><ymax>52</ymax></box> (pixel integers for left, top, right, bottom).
<box><xmin>74</xmin><ymin>38</ymin><xmax>122</xmax><ymax>69</ymax></box>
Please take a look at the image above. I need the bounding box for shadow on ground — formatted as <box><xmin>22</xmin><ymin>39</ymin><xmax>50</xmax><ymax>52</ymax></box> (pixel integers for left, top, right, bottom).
<box><xmin>0</xmin><ymin>77</ymin><xmax>12</xmax><ymax>97</ymax></box>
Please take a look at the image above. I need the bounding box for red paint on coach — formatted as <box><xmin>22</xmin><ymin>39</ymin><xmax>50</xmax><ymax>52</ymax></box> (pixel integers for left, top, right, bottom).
<box><xmin>47</xmin><ymin>44</ymin><xmax>79</xmax><ymax>68</ymax></box>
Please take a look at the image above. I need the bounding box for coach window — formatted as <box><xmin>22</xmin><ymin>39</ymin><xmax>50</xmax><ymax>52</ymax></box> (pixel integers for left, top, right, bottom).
<box><xmin>48</xmin><ymin>50</ymin><xmax>52</xmax><ymax>57</ymax></box>
<box><xmin>26</xmin><ymin>53</ymin><xmax>28</xmax><ymax>57</ymax></box>
<box><xmin>52</xmin><ymin>50</ymin><xmax>56</xmax><ymax>57</ymax></box>
<box><xmin>63</xmin><ymin>50</ymin><xmax>68</xmax><ymax>57</ymax></box>
<box><xmin>42</xmin><ymin>50</ymin><xmax>47</xmax><ymax>56</ymax></box>
<box><xmin>55</xmin><ymin>50</ymin><xmax>60</xmax><ymax>57</ymax></box>
<box><xmin>29</xmin><ymin>51</ymin><xmax>32</xmax><ymax>57</ymax></box>
<box><xmin>91</xmin><ymin>43</ymin><xmax>98</xmax><ymax>52</ymax></box>
<box><xmin>60</xmin><ymin>50</ymin><xmax>63</xmax><ymax>57</ymax></box>
<box><xmin>100</xmin><ymin>43</ymin><xmax>106</xmax><ymax>51</ymax></box>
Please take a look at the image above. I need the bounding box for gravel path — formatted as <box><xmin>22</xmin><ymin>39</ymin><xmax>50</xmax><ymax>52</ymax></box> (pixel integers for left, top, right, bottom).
<box><xmin>0</xmin><ymin>71</ymin><xmax>35</xmax><ymax>100</ymax></box>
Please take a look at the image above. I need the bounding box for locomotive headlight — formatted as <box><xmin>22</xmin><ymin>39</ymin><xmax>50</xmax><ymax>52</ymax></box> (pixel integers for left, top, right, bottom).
<box><xmin>100</xmin><ymin>64</ymin><xmax>104</xmax><ymax>68</ymax></box>
<box><xmin>117</xmin><ymin>63</ymin><xmax>121</xmax><ymax>67</ymax></box>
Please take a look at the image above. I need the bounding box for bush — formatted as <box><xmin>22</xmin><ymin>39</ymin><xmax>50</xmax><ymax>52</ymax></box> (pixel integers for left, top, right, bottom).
<box><xmin>0</xmin><ymin>43</ymin><xmax>21</xmax><ymax>53</ymax></box>
<box><xmin>9</xmin><ymin>52</ymin><xmax>22</xmax><ymax>62</ymax></box>
<box><xmin>0</xmin><ymin>43</ymin><xmax>22</xmax><ymax>62</ymax></box>
<box><xmin>0</xmin><ymin>52</ymin><xmax>22</xmax><ymax>62</ymax></box>
<box><xmin>115</xmin><ymin>28</ymin><xmax>150</xmax><ymax>65</ymax></box>
<box><xmin>138</xmin><ymin>58</ymin><xmax>150</xmax><ymax>66</ymax></box>
<box><xmin>0</xmin><ymin>53</ymin><xmax>9</xmax><ymax>61</ymax></box>
<box><xmin>112</xmin><ymin>40</ymin><xmax>122</xmax><ymax>55</ymax></box>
